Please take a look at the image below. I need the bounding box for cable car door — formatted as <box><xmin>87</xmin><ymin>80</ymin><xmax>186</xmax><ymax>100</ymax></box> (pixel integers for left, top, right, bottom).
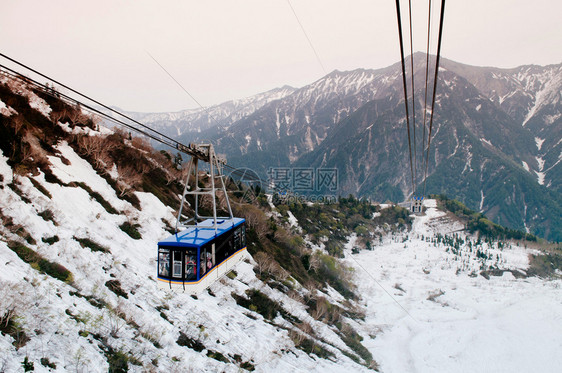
<box><xmin>172</xmin><ymin>250</ymin><xmax>182</xmax><ymax>278</ymax></box>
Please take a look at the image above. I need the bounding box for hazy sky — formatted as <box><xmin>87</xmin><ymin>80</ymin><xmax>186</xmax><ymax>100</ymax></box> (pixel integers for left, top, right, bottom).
<box><xmin>1</xmin><ymin>0</ymin><xmax>561</xmax><ymax>112</ymax></box>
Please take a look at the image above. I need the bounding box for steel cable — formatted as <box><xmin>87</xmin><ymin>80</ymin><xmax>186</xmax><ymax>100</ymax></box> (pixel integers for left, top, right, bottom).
<box><xmin>422</xmin><ymin>0</ymin><xmax>446</xmax><ymax>197</ymax></box>
<box><xmin>395</xmin><ymin>0</ymin><xmax>416</xmax><ymax>198</ymax></box>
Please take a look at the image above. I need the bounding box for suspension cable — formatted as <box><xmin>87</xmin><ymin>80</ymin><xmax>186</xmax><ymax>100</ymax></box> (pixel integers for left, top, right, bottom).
<box><xmin>0</xmin><ymin>58</ymin><xmax>292</xmax><ymax>197</ymax></box>
<box><xmin>285</xmin><ymin>0</ymin><xmax>367</xmax><ymax>142</ymax></box>
<box><xmin>422</xmin><ymin>0</ymin><xmax>446</xmax><ymax>197</ymax></box>
<box><xmin>395</xmin><ymin>0</ymin><xmax>416</xmax><ymax>197</ymax></box>
<box><xmin>286</xmin><ymin>0</ymin><xmax>328</xmax><ymax>75</ymax></box>
<box><xmin>0</xmin><ymin>63</ymin><xmax>183</xmax><ymax>151</ymax></box>
<box><xmin>408</xmin><ymin>0</ymin><xmax>418</xmax><ymax>196</ymax></box>
<box><xmin>421</xmin><ymin>0</ymin><xmax>432</xmax><ymax>191</ymax></box>
<box><xmin>0</xmin><ymin>52</ymin><xmax>182</xmax><ymax>151</ymax></box>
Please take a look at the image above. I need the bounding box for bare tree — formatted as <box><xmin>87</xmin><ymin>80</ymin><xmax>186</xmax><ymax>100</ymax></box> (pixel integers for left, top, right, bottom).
<box><xmin>136</xmin><ymin>160</ymin><xmax>153</xmax><ymax>176</ymax></box>
<box><xmin>76</xmin><ymin>134</ymin><xmax>121</xmax><ymax>171</ymax></box>
<box><xmin>238</xmin><ymin>205</ymin><xmax>268</xmax><ymax>239</ymax></box>
<box><xmin>152</xmin><ymin>150</ymin><xmax>169</xmax><ymax>167</ymax></box>
<box><xmin>287</xmin><ymin>289</ymin><xmax>304</xmax><ymax>303</ymax></box>
<box><xmin>131</xmin><ymin>136</ymin><xmax>151</xmax><ymax>152</ymax></box>
<box><xmin>297</xmin><ymin>321</ymin><xmax>314</xmax><ymax>336</ymax></box>
<box><xmin>68</xmin><ymin>104</ymin><xmax>86</xmax><ymax>125</ymax></box>
<box><xmin>163</xmin><ymin>169</ymin><xmax>179</xmax><ymax>185</ymax></box>
<box><xmin>116</xmin><ymin>164</ymin><xmax>142</xmax><ymax>197</ymax></box>
<box><xmin>77</xmin><ymin>135</ymin><xmax>104</xmax><ymax>158</ymax></box>
<box><xmin>151</xmin><ymin>150</ymin><xmax>181</xmax><ymax>184</ymax></box>
<box><xmin>308</xmin><ymin>252</ymin><xmax>322</xmax><ymax>273</ymax></box>
<box><xmin>253</xmin><ymin>251</ymin><xmax>289</xmax><ymax>281</ymax></box>
<box><xmin>311</xmin><ymin>297</ymin><xmax>329</xmax><ymax>321</ymax></box>
<box><xmin>49</xmin><ymin>110</ymin><xmax>65</xmax><ymax>126</ymax></box>
<box><xmin>20</xmin><ymin>142</ymin><xmax>32</xmax><ymax>163</ymax></box>
<box><xmin>289</xmin><ymin>329</ymin><xmax>307</xmax><ymax>346</ymax></box>
<box><xmin>104</xmin><ymin>307</ymin><xmax>127</xmax><ymax>339</ymax></box>
<box><xmin>12</xmin><ymin>115</ymin><xmax>25</xmax><ymax>134</ymax></box>
<box><xmin>100</xmin><ymin>135</ymin><xmax>119</xmax><ymax>156</ymax></box>
<box><xmin>254</xmin><ymin>252</ymin><xmax>276</xmax><ymax>275</ymax></box>
<box><xmin>89</xmin><ymin>114</ymin><xmax>102</xmax><ymax>131</ymax></box>
<box><xmin>0</xmin><ymin>281</ymin><xmax>29</xmax><ymax>330</ymax></box>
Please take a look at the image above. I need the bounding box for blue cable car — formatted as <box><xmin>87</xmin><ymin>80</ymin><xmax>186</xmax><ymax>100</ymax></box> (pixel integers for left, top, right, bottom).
<box><xmin>157</xmin><ymin>218</ymin><xmax>246</xmax><ymax>294</ymax></box>
<box><xmin>411</xmin><ymin>196</ymin><xmax>424</xmax><ymax>213</ymax></box>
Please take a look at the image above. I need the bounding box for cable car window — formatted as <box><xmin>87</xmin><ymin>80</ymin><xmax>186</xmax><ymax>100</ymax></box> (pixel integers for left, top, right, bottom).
<box><xmin>211</xmin><ymin>243</ymin><xmax>215</xmax><ymax>268</ymax></box>
<box><xmin>200</xmin><ymin>247</ymin><xmax>208</xmax><ymax>277</ymax></box>
<box><xmin>233</xmin><ymin>228</ymin><xmax>241</xmax><ymax>251</ymax></box>
<box><xmin>215</xmin><ymin>238</ymin><xmax>224</xmax><ymax>264</ymax></box>
<box><xmin>205</xmin><ymin>246</ymin><xmax>212</xmax><ymax>272</ymax></box>
<box><xmin>172</xmin><ymin>250</ymin><xmax>182</xmax><ymax>278</ymax></box>
<box><xmin>215</xmin><ymin>234</ymin><xmax>232</xmax><ymax>264</ymax></box>
<box><xmin>185</xmin><ymin>249</ymin><xmax>197</xmax><ymax>281</ymax></box>
<box><xmin>158</xmin><ymin>247</ymin><xmax>170</xmax><ymax>277</ymax></box>
<box><xmin>241</xmin><ymin>225</ymin><xmax>246</xmax><ymax>248</ymax></box>
<box><xmin>227</xmin><ymin>237</ymin><xmax>233</xmax><ymax>257</ymax></box>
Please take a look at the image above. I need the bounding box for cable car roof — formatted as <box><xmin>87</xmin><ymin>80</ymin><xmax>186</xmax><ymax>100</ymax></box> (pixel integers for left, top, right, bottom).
<box><xmin>158</xmin><ymin>218</ymin><xmax>245</xmax><ymax>248</ymax></box>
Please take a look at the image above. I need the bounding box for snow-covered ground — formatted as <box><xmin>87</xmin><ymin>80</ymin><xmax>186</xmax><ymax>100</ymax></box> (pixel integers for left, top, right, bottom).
<box><xmin>345</xmin><ymin>200</ymin><xmax>562</xmax><ymax>373</ymax></box>
<box><xmin>0</xmin><ymin>142</ymin><xmax>371</xmax><ymax>372</ymax></box>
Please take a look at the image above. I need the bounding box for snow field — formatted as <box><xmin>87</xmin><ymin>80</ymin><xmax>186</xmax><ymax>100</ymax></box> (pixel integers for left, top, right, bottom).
<box><xmin>345</xmin><ymin>201</ymin><xmax>562</xmax><ymax>373</ymax></box>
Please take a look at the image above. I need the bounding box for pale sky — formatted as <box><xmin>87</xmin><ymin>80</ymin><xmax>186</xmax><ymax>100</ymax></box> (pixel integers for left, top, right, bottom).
<box><xmin>1</xmin><ymin>0</ymin><xmax>561</xmax><ymax>113</ymax></box>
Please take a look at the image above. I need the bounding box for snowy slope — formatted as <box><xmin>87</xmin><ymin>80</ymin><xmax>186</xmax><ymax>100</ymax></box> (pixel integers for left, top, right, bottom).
<box><xmin>345</xmin><ymin>200</ymin><xmax>562</xmax><ymax>373</ymax></box>
<box><xmin>0</xmin><ymin>142</ymin><xmax>375</xmax><ymax>372</ymax></box>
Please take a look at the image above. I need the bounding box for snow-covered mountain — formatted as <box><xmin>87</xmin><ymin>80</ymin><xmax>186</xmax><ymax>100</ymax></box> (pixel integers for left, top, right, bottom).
<box><xmin>439</xmin><ymin>58</ymin><xmax>562</xmax><ymax>193</ymax></box>
<box><xmin>109</xmin><ymin>85</ymin><xmax>296</xmax><ymax>139</ymax></box>
<box><xmin>299</xmin><ymin>63</ymin><xmax>562</xmax><ymax>240</ymax></box>
<box><xmin>0</xmin><ymin>147</ymin><xmax>375</xmax><ymax>372</ymax></box>
<box><xmin>184</xmin><ymin>55</ymin><xmax>561</xmax><ymax>241</ymax></box>
<box><xmin>111</xmin><ymin>56</ymin><xmax>561</xmax><ymax>201</ymax></box>
<box><xmin>210</xmin><ymin>66</ymin><xmax>401</xmax><ymax>164</ymax></box>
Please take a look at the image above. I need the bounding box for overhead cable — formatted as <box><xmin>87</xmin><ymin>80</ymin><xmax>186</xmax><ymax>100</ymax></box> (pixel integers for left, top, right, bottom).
<box><xmin>422</xmin><ymin>0</ymin><xmax>446</xmax><ymax>197</ymax></box>
<box><xmin>395</xmin><ymin>0</ymin><xmax>416</xmax><ymax>197</ymax></box>
<box><xmin>421</xmin><ymin>0</ymin><xmax>432</xmax><ymax>190</ymax></box>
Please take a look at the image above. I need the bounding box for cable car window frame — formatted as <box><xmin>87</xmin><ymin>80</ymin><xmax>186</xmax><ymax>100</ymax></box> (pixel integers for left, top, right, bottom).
<box><xmin>184</xmin><ymin>248</ymin><xmax>197</xmax><ymax>281</ymax></box>
<box><xmin>233</xmin><ymin>227</ymin><xmax>241</xmax><ymax>251</ymax></box>
<box><xmin>214</xmin><ymin>231</ymin><xmax>232</xmax><ymax>267</ymax></box>
<box><xmin>172</xmin><ymin>250</ymin><xmax>183</xmax><ymax>279</ymax></box>
<box><xmin>200</xmin><ymin>246</ymin><xmax>206</xmax><ymax>277</ymax></box>
<box><xmin>158</xmin><ymin>247</ymin><xmax>170</xmax><ymax>278</ymax></box>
